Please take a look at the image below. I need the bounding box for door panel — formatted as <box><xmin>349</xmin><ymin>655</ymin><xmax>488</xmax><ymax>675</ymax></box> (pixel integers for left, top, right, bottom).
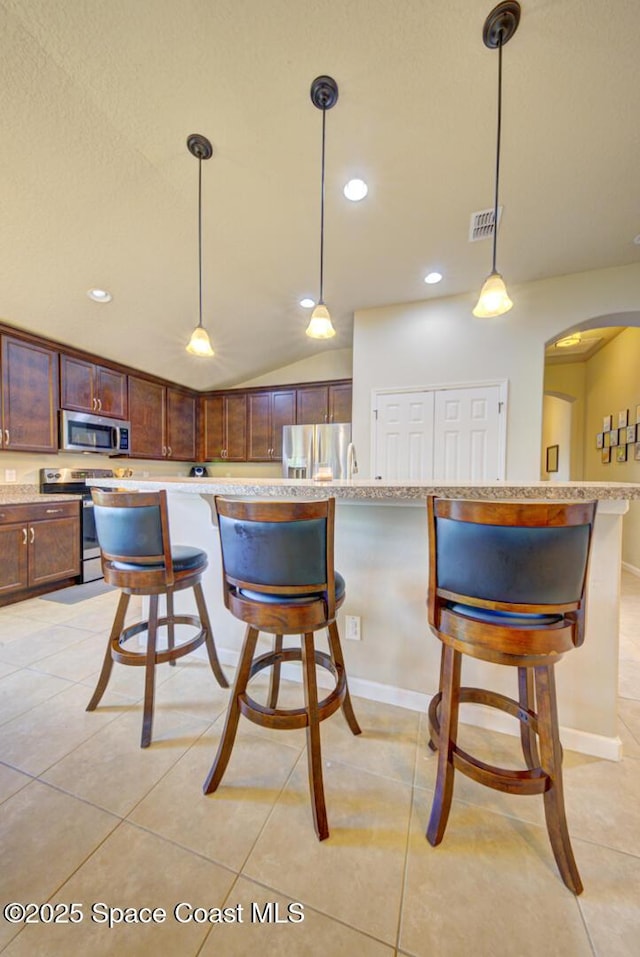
<box><xmin>374</xmin><ymin>391</ymin><xmax>435</xmax><ymax>480</ymax></box>
<box><xmin>433</xmin><ymin>386</ymin><xmax>501</xmax><ymax>481</ymax></box>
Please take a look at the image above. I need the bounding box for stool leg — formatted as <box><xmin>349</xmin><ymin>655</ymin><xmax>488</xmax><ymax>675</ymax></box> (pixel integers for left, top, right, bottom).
<box><xmin>267</xmin><ymin>635</ymin><xmax>283</xmax><ymax>709</ymax></box>
<box><xmin>193</xmin><ymin>582</ymin><xmax>228</xmax><ymax>688</ymax></box>
<box><xmin>302</xmin><ymin>631</ymin><xmax>329</xmax><ymax>841</ymax></box>
<box><xmin>166</xmin><ymin>589</ymin><xmax>176</xmax><ymax>667</ymax></box>
<box><xmin>327</xmin><ymin>621</ymin><xmax>361</xmax><ymax>736</ymax></box>
<box><xmin>141</xmin><ymin>594</ymin><xmax>159</xmax><ymax>748</ymax></box>
<box><xmin>428</xmin><ymin>644</ymin><xmax>447</xmax><ymax>753</ymax></box>
<box><xmin>534</xmin><ymin>664</ymin><xmax>583</xmax><ymax>894</ymax></box>
<box><xmin>86</xmin><ymin>591</ymin><xmax>130</xmax><ymax>711</ymax></box>
<box><xmin>203</xmin><ymin>625</ymin><xmax>259</xmax><ymax>794</ymax></box>
<box><xmin>427</xmin><ymin>643</ymin><xmax>461</xmax><ymax>846</ymax></box>
<box><xmin>518</xmin><ymin>666</ymin><xmax>540</xmax><ymax>770</ymax></box>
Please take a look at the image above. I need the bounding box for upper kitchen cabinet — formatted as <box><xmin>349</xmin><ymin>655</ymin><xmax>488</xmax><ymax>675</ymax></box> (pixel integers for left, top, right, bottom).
<box><xmin>296</xmin><ymin>380</ymin><xmax>352</xmax><ymax>425</ymax></box>
<box><xmin>0</xmin><ymin>335</ymin><xmax>59</xmax><ymax>453</ymax></box>
<box><xmin>247</xmin><ymin>389</ymin><xmax>296</xmax><ymax>461</ymax></box>
<box><xmin>203</xmin><ymin>393</ymin><xmax>247</xmax><ymax>461</ymax></box>
<box><xmin>166</xmin><ymin>388</ymin><xmax>196</xmax><ymax>462</ymax></box>
<box><xmin>128</xmin><ymin>376</ymin><xmax>197</xmax><ymax>461</ymax></box>
<box><xmin>60</xmin><ymin>354</ymin><xmax>128</xmax><ymax>419</ymax></box>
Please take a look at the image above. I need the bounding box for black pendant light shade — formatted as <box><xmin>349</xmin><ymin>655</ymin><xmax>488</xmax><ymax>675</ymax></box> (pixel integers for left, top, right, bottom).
<box><xmin>306</xmin><ymin>75</ymin><xmax>339</xmax><ymax>339</ymax></box>
<box><xmin>186</xmin><ymin>133</ymin><xmax>215</xmax><ymax>356</ymax></box>
<box><xmin>473</xmin><ymin>1</ymin><xmax>520</xmax><ymax>318</ymax></box>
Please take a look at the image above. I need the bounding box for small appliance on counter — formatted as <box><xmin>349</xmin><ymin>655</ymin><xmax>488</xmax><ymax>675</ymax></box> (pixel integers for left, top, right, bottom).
<box><xmin>282</xmin><ymin>423</ymin><xmax>357</xmax><ymax>481</ymax></box>
<box><xmin>189</xmin><ymin>465</ymin><xmax>210</xmax><ymax>477</ymax></box>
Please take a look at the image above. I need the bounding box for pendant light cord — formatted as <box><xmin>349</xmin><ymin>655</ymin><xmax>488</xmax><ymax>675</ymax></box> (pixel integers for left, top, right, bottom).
<box><xmin>492</xmin><ymin>32</ymin><xmax>504</xmax><ymax>274</ymax></box>
<box><xmin>319</xmin><ymin>106</ymin><xmax>326</xmax><ymax>304</ymax></box>
<box><xmin>197</xmin><ymin>155</ymin><xmax>204</xmax><ymax>329</ymax></box>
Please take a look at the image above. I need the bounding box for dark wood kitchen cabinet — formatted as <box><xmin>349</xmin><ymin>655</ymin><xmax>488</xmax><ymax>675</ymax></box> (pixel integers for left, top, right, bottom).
<box><xmin>128</xmin><ymin>376</ymin><xmax>196</xmax><ymax>461</ymax></box>
<box><xmin>202</xmin><ymin>393</ymin><xmax>247</xmax><ymax>461</ymax></box>
<box><xmin>0</xmin><ymin>335</ymin><xmax>59</xmax><ymax>453</ymax></box>
<box><xmin>247</xmin><ymin>388</ymin><xmax>296</xmax><ymax>461</ymax></box>
<box><xmin>0</xmin><ymin>500</ymin><xmax>80</xmax><ymax>605</ymax></box>
<box><xmin>60</xmin><ymin>354</ymin><xmax>128</xmax><ymax>419</ymax></box>
<box><xmin>295</xmin><ymin>380</ymin><xmax>352</xmax><ymax>425</ymax></box>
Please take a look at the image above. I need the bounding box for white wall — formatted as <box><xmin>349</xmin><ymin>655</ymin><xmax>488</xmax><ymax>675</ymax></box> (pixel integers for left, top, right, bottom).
<box><xmin>239</xmin><ymin>348</ymin><xmax>352</xmax><ymax>388</ymax></box>
<box><xmin>352</xmin><ymin>263</ymin><xmax>640</xmax><ymax>479</ymax></box>
<box><xmin>541</xmin><ymin>394</ymin><xmax>572</xmax><ymax>481</ymax></box>
<box><xmin>543</xmin><ymin>361</ymin><xmax>587</xmax><ymax>480</ymax></box>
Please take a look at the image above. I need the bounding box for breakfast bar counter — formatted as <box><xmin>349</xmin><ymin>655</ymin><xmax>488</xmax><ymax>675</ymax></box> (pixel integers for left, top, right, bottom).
<box><xmin>90</xmin><ymin>477</ymin><xmax>640</xmax><ymax>760</ymax></box>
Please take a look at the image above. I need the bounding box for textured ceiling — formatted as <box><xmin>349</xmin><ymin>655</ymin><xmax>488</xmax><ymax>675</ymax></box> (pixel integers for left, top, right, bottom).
<box><xmin>1</xmin><ymin>0</ymin><xmax>639</xmax><ymax>390</ymax></box>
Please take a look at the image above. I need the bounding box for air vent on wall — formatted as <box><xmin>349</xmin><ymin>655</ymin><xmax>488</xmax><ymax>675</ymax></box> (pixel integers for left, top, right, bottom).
<box><xmin>469</xmin><ymin>206</ymin><xmax>503</xmax><ymax>242</ymax></box>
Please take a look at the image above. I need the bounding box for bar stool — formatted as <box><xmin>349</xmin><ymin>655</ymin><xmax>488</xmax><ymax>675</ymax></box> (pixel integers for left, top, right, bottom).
<box><xmin>425</xmin><ymin>496</ymin><xmax>597</xmax><ymax>894</ymax></box>
<box><xmin>203</xmin><ymin>496</ymin><xmax>361</xmax><ymax>840</ymax></box>
<box><xmin>87</xmin><ymin>489</ymin><xmax>228</xmax><ymax>747</ymax></box>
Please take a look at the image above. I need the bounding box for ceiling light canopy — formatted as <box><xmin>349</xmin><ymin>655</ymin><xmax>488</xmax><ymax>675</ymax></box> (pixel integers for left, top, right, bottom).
<box><xmin>473</xmin><ymin>1</ymin><xmax>520</xmax><ymax>319</ymax></box>
<box><xmin>185</xmin><ymin>133</ymin><xmax>215</xmax><ymax>357</ymax></box>
<box><xmin>306</xmin><ymin>75</ymin><xmax>339</xmax><ymax>340</ymax></box>
<box><xmin>87</xmin><ymin>288</ymin><xmax>112</xmax><ymax>303</ymax></box>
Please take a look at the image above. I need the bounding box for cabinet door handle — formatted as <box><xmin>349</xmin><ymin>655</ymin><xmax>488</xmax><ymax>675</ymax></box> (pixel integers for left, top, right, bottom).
<box><xmin>162</xmin><ymin>446</ymin><xmax>167</xmax><ymax>456</ymax></box>
<box><xmin>4</xmin><ymin>429</ymin><xmax>9</xmax><ymax>445</ymax></box>
<box><xmin>97</xmin><ymin>398</ymin><xmax>102</xmax><ymax>411</ymax></box>
<box><xmin>29</xmin><ymin>527</ymin><xmax>35</xmax><ymax>544</ymax></box>
<box><xmin>46</xmin><ymin>508</ymin><xmax>62</xmax><ymax>514</ymax></box>
<box><xmin>22</xmin><ymin>527</ymin><xmax>27</xmax><ymax>545</ymax></box>
<box><xmin>92</xmin><ymin>397</ymin><xmax>96</xmax><ymax>411</ymax></box>
<box><xmin>167</xmin><ymin>446</ymin><xmax>172</xmax><ymax>457</ymax></box>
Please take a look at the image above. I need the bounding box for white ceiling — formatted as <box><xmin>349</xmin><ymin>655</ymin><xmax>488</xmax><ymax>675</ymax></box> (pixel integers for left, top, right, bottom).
<box><xmin>1</xmin><ymin>0</ymin><xmax>639</xmax><ymax>390</ymax></box>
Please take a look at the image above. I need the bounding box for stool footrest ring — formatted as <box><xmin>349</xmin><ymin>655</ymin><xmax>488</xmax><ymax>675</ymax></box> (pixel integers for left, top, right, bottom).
<box><xmin>240</xmin><ymin>646</ymin><xmax>346</xmax><ymax>730</ymax></box>
<box><xmin>429</xmin><ymin>687</ymin><xmax>550</xmax><ymax>795</ymax></box>
<box><xmin>111</xmin><ymin>615</ymin><xmax>207</xmax><ymax>666</ymax></box>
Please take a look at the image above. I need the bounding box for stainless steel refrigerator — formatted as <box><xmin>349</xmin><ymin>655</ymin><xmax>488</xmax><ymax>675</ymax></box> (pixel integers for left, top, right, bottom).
<box><xmin>282</xmin><ymin>423</ymin><xmax>357</xmax><ymax>480</ymax></box>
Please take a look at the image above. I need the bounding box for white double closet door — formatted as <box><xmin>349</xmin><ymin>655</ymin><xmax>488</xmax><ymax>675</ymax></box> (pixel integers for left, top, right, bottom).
<box><xmin>373</xmin><ymin>383</ymin><xmax>506</xmax><ymax>481</ymax></box>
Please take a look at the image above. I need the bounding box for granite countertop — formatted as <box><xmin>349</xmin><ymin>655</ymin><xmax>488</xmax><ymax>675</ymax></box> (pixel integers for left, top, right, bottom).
<box><xmin>87</xmin><ymin>476</ymin><xmax>640</xmax><ymax>502</ymax></box>
<box><xmin>0</xmin><ymin>485</ymin><xmax>82</xmax><ymax>505</ymax></box>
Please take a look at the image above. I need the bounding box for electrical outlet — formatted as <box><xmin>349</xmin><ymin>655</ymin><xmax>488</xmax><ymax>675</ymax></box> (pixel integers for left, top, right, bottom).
<box><xmin>345</xmin><ymin>615</ymin><xmax>361</xmax><ymax>641</ymax></box>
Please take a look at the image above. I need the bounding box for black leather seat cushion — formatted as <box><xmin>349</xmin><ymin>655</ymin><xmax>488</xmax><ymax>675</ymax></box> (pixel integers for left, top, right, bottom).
<box><xmin>112</xmin><ymin>545</ymin><xmax>207</xmax><ymax>573</ymax></box>
<box><xmin>449</xmin><ymin>603</ymin><xmax>563</xmax><ymax>627</ymax></box>
<box><xmin>239</xmin><ymin>571</ymin><xmax>345</xmax><ymax>605</ymax></box>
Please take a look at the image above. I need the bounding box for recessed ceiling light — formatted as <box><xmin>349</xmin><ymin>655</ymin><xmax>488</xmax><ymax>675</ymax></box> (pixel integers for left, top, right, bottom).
<box><xmin>300</xmin><ymin>297</ymin><xmax>315</xmax><ymax>308</ymax></box>
<box><xmin>343</xmin><ymin>178</ymin><xmax>368</xmax><ymax>202</ymax></box>
<box><xmin>424</xmin><ymin>271</ymin><xmax>443</xmax><ymax>284</ymax></box>
<box><xmin>87</xmin><ymin>288</ymin><xmax>112</xmax><ymax>303</ymax></box>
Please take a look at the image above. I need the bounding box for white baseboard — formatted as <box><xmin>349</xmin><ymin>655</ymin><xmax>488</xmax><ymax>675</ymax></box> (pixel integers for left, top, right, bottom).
<box><xmin>622</xmin><ymin>560</ymin><xmax>640</xmax><ymax>578</ymax></box>
<box><xmin>213</xmin><ymin>648</ymin><xmax>622</xmax><ymax>762</ymax></box>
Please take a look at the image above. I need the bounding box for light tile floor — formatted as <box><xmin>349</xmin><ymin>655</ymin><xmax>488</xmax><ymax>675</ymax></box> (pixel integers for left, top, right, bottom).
<box><xmin>0</xmin><ymin>572</ymin><xmax>639</xmax><ymax>956</ymax></box>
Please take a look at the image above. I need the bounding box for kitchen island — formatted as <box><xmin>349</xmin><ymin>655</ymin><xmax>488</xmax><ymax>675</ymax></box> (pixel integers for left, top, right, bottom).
<box><xmin>90</xmin><ymin>477</ymin><xmax>640</xmax><ymax>760</ymax></box>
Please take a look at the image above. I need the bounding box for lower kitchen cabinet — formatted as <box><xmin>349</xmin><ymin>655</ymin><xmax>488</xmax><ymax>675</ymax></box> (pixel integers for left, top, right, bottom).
<box><xmin>0</xmin><ymin>500</ymin><xmax>81</xmax><ymax>604</ymax></box>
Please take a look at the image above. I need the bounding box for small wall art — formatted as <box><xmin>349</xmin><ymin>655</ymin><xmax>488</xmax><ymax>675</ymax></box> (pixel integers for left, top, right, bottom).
<box><xmin>618</xmin><ymin>409</ymin><xmax>629</xmax><ymax>428</ymax></box>
<box><xmin>546</xmin><ymin>444</ymin><xmax>559</xmax><ymax>472</ymax></box>
<box><xmin>609</xmin><ymin>429</ymin><xmax>619</xmax><ymax>447</ymax></box>
<box><xmin>602</xmin><ymin>447</ymin><xmax>611</xmax><ymax>464</ymax></box>
<box><xmin>616</xmin><ymin>444</ymin><xmax>627</xmax><ymax>463</ymax></box>
<box><xmin>626</xmin><ymin>424</ymin><xmax>637</xmax><ymax>444</ymax></box>
<box><xmin>596</xmin><ymin>432</ymin><xmax>604</xmax><ymax>449</ymax></box>
<box><xmin>603</xmin><ymin>414</ymin><xmax>613</xmax><ymax>432</ymax></box>
<box><xmin>635</xmin><ymin>442</ymin><xmax>640</xmax><ymax>462</ymax></box>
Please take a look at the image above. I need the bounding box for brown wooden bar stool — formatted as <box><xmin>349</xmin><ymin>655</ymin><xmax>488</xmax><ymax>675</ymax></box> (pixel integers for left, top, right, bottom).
<box><xmin>203</xmin><ymin>496</ymin><xmax>361</xmax><ymax>840</ymax></box>
<box><xmin>87</xmin><ymin>489</ymin><xmax>228</xmax><ymax>747</ymax></box>
<box><xmin>425</xmin><ymin>496</ymin><xmax>597</xmax><ymax>894</ymax></box>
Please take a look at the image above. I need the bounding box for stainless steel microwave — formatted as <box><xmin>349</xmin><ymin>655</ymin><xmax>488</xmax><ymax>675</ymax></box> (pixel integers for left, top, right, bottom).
<box><xmin>60</xmin><ymin>410</ymin><xmax>130</xmax><ymax>455</ymax></box>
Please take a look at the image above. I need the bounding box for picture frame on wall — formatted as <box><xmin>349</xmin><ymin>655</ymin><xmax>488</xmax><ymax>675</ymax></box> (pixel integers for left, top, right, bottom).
<box><xmin>596</xmin><ymin>432</ymin><xmax>604</xmax><ymax>449</ymax></box>
<box><xmin>636</xmin><ymin>404</ymin><xmax>640</xmax><ymax>425</ymax></box>
<box><xmin>603</xmin><ymin>431</ymin><xmax>611</xmax><ymax>448</ymax></box>
<box><xmin>635</xmin><ymin>442</ymin><xmax>640</xmax><ymax>462</ymax></box>
<box><xmin>616</xmin><ymin>444</ymin><xmax>627</xmax><ymax>463</ymax></box>
<box><xmin>618</xmin><ymin>409</ymin><xmax>629</xmax><ymax>428</ymax></box>
<box><xmin>609</xmin><ymin>429</ymin><xmax>619</xmax><ymax>447</ymax></box>
<box><xmin>546</xmin><ymin>444</ymin><xmax>559</xmax><ymax>472</ymax></box>
<box><xmin>601</xmin><ymin>447</ymin><xmax>612</xmax><ymax>464</ymax></box>
<box><xmin>626</xmin><ymin>424</ymin><xmax>637</xmax><ymax>444</ymax></box>
<box><xmin>603</xmin><ymin>414</ymin><xmax>613</xmax><ymax>432</ymax></box>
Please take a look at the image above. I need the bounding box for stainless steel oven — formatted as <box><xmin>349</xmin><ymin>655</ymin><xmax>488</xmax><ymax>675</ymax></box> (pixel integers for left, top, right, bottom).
<box><xmin>40</xmin><ymin>468</ymin><xmax>115</xmax><ymax>582</ymax></box>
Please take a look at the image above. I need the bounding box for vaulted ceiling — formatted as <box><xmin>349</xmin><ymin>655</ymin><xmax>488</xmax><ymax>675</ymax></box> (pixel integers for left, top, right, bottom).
<box><xmin>1</xmin><ymin>0</ymin><xmax>639</xmax><ymax>390</ymax></box>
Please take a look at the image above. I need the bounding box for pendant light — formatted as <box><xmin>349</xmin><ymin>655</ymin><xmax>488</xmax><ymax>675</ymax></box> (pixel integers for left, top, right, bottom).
<box><xmin>186</xmin><ymin>133</ymin><xmax>215</xmax><ymax>357</ymax></box>
<box><xmin>306</xmin><ymin>76</ymin><xmax>339</xmax><ymax>339</ymax></box>
<box><xmin>473</xmin><ymin>2</ymin><xmax>520</xmax><ymax>319</ymax></box>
